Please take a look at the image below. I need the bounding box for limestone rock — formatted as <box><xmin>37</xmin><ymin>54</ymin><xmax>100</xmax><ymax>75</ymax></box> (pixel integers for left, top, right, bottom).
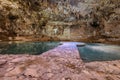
<box><xmin>5</xmin><ymin>66</ymin><xmax>24</xmax><ymax>77</ymax></box>
<box><xmin>24</xmin><ymin>68</ymin><xmax>39</xmax><ymax>78</ymax></box>
<box><xmin>11</xmin><ymin>57</ymin><xmax>28</xmax><ymax>63</ymax></box>
<box><xmin>0</xmin><ymin>0</ymin><xmax>119</xmax><ymax>42</ymax></box>
<box><xmin>0</xmin><ymin>60</ymin><xmax>7</xmax><ymax>65</ymax></box>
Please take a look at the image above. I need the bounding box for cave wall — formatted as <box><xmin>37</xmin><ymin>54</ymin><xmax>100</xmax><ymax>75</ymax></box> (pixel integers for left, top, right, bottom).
<box><xmin>0</xmin><ymin>0</ymin><xmax>120</xmax><ymax>42</ymax></box>
<box><xmin>42</xmin><ymin>22</ymin><xmax>71</xmax><ymax>40</ymax></box>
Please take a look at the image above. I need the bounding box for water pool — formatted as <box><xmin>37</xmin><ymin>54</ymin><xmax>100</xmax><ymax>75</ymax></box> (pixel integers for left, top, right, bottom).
<box><xmin>78</xmin><ymin>43</ymin><xmax>120</xmax><ymax>62</ymax></box>
<box><xmin>0</xmin><ymin>42</ymin><xmax>59</xmax><ymax>55</ymax></box>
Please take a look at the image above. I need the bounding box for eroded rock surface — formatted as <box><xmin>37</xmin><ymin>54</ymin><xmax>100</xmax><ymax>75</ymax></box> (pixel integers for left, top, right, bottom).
<box><xmin>0</xmin><ymin>42</ymin><xmax>120</xmax><ymax>80</ymax></box>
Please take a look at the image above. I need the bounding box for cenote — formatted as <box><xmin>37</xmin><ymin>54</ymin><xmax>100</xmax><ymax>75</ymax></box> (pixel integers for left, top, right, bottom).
<box><xmin>78</xmin><ymin>43</ymin><xmax>120</xmax><ymax>62</ymax></box>
<box><xmin>0</xmin><ymin>42</ymin><xmax>59</xmax><ymax>55</ymax></box>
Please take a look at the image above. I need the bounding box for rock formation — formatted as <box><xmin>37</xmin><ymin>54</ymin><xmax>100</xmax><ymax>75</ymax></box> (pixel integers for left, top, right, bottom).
<box><xmin>0</xmin><ymin>0</ymin><xmax>119</xmax><ymax>43</ymax></box>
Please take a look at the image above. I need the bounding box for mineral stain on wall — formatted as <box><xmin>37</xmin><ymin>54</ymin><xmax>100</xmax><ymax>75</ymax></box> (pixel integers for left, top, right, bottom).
<box><xmin>0</xmin><ymin>0</ymin><xmax>119</xmax><ymax>43</ymax></box>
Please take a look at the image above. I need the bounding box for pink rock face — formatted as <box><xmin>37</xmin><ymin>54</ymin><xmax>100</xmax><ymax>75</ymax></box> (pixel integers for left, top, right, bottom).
<box><xmin>0</xmin><ymin>42</ymin><xmax>120</xmax><ymax>80</ymax></box>
<box><xmin>10</xmin><ymin>57</ymin><xmax>28</xmax><ymax>63</ymax></box>
<box><xmin>0</xmin><ymin>60</ymin><xmax>7</xmax><ymax>65</ymax></box>
<box><xmin>24</xmin><ymin>68</ymin><xmax>39</xmax><ymax>78</ymax></box>
<box><xmin>5</xmin><ymin>66</ymin><xmax>24</xmax><ymax>77</ymax></box>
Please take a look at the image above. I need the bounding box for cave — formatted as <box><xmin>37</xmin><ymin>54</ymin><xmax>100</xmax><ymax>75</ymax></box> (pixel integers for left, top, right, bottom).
<box><xmin>0</xmin><ymin>0</ymin><xmax>120</xmax><ymax>80</ymax></box>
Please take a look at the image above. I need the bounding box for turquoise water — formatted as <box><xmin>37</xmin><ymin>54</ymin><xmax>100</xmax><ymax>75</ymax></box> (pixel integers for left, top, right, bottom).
<box><xmin>0</xmin><ymin>42</ymin><xmax>59</xmax><ymax>55</ymax></box>
<box><xmin>78</xmin><ymin>43</ymin><xmax>120</xmax><ymax>62</ymax></box>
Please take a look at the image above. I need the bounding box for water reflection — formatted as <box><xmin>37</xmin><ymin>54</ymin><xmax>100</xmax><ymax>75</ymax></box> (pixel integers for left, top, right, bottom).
<box><xmin>78</xmin><ymin>43</ymin><xmax>120</xmax><ymax>62</ymax></box>
<box><xmin>0</xmin><ymin>42</ymin><xmax>59</xmax><ymax>55</ymax></box>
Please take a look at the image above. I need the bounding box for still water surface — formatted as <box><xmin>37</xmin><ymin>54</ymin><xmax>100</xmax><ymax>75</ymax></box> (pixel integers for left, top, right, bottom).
<box><xmin>0</xmin><ymin>42</ymin><xmax>59</xmax><ymax>55</ymax></box>
<box><xmin>78</xmin><ymin>43</ymin><xmax>120</xmax><ymax>62</ymax></box>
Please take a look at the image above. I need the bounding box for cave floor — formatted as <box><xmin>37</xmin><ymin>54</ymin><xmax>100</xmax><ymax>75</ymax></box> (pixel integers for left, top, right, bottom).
<box><xmin>0</xmin><ymin>42</ymin><xmax>120</xmax><ymax>80</ymax></box>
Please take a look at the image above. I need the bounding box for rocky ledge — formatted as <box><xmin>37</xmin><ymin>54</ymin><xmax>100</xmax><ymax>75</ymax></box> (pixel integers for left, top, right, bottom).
<box><xmin>0</xmin><ymin>42</ymin><xmax>120</xmax><ymax>80</ymax></box>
